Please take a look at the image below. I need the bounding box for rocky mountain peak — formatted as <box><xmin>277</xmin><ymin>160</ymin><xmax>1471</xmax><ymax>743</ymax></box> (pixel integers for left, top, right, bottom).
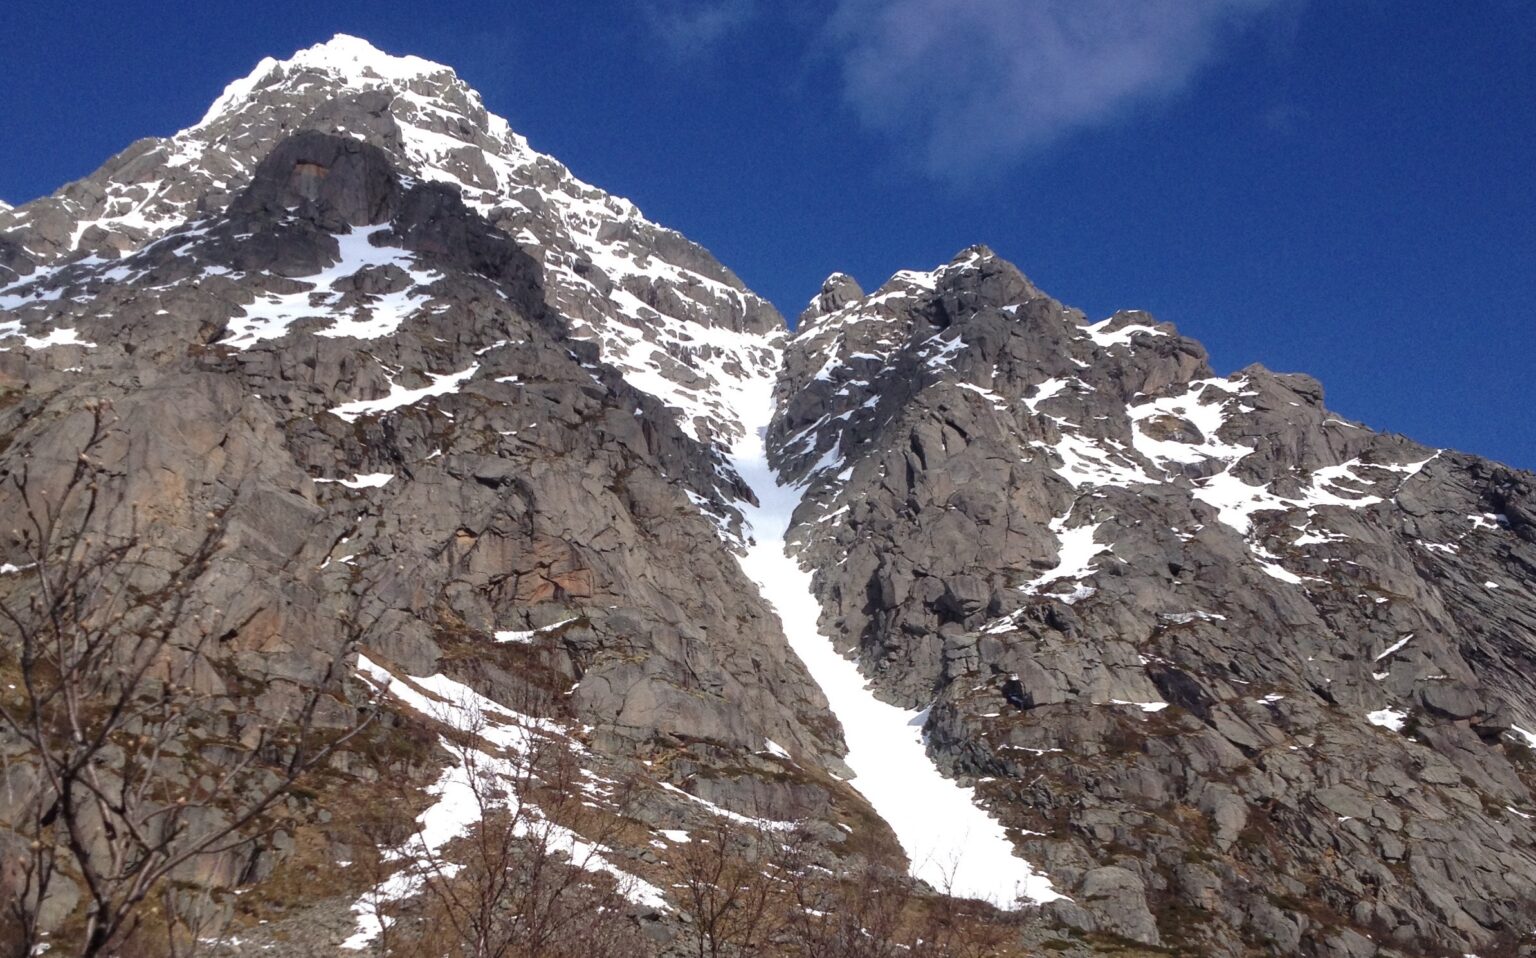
<box><xmin>194</xmin><ymin>34</ymin><xmax>467</xmax><ymax>129</ymax></box>
<box><xmin>799</xmin><ymin>271</ymin><xmax>865</xmax><ymax>326</ymax></box>
<box><xmin>3</xmin><ymin>36</ymin><xmax>1535</xmax><ymax>958</ymax></box>
<box><xmin>0</xmin><ymin>36</ymin><xmax>785</xmax><ymax>450</ymax></box>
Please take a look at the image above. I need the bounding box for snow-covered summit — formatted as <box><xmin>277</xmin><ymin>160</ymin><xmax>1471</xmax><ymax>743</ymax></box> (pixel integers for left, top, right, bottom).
<box><xmin>196</xmin><ymin>34</ymin><xmax>461</xmax><ymax>128</ymax></box>
<box><xmin>0</xmin><ymin>34</ymin><xmax>784</xmax><ymax>449</ymax></box>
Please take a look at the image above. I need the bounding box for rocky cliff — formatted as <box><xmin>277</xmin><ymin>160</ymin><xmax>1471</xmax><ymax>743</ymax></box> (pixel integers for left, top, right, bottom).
<box><xmin>777</xmin><ymin>251</ymin><xmax>1536</xmax><ymax>953</ymax></box>
<box><xmin>1</xmin><ymin>35</ymin><xmax>1533</xmax><ymax>958</ymax></box>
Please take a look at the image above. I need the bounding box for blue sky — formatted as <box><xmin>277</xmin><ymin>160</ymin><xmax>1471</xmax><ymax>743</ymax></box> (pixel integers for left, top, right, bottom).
<box><xmin>3</xmin><ymin>1</ymin><xmax>1533</xmax><ymax>469</ymax></box>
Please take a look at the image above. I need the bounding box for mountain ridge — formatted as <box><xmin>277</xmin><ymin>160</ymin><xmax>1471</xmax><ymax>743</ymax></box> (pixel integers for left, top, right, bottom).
<box><xmin>2</xmin><ymin>34</ymin><xmax>1534</xmax><ymax>958</ymax></box>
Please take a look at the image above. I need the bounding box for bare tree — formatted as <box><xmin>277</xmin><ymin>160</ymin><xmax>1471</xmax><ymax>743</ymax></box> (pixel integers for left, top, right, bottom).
<box><xmin>675</xmin><ymin>814</ymin><xmax>785</xmax><ymax>958</ymax></box>
<box><xmin>773</xmin><ymin>843</ymin><xmax>1027</xmax><ymax>958</ymax></box>
<box><xmin>784</xmin><ymin>857</ymin><xmax>911</xmax><ymax>958</ymax></box>
<box><xmin>0</xmin><ymin>404</ymin><xmax>376</xmax><ymax>958</ymax></box>
<box><xmin>906</xmin><ymin>890</ymin><xmax>1021</xmax><ymax>958</ymax></box>
<box><xmin>399</xmin><ymin>692</ymin><xmax>650</xmax><ymax>958</ymax></box>
<box><xmin>347</xmin><ymin>799</ymin><xmax>418</xmax><ymax>958</ymax></box>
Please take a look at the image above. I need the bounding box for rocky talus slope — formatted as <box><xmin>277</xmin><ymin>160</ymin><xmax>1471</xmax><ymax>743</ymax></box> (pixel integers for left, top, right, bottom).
<box><xmin>2</xmin><ymin>35</ymin><xmax>1534</xmax><ymax>958</ymax></box>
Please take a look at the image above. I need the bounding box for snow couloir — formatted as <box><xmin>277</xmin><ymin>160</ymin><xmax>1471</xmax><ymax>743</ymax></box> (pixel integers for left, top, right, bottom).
<box><xmin>726</xmin><ymin>370</ymin><xmax>1061</xmax><ymax>907</ymax></box>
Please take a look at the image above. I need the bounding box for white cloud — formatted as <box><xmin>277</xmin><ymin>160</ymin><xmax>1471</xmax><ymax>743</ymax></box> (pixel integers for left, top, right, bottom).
<box><xmin>829</xmin><ymin>0</ymin><xmax>1293</xmax><ymax>177</ymax></box>
<box><xmin>643</xmin><ymin>0</ymin><xmax>761</xmax><ymax>60</ymax></box>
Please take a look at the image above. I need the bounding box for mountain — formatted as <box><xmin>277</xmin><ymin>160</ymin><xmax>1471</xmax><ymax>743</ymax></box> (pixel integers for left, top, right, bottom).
<box><xmin>2</xmin><ymin>35</ymin><xmax>1533</xmax><ymax>958</ymax></box>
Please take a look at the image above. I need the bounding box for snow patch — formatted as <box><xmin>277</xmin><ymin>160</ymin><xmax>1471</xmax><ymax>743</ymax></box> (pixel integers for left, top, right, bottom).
<box><xmin>1022</xmin><ymin>377</ymin><xmax>1069</xmax><ymax>413</ymax></box>
<box><xmin>1367</xmin><ymin>708</ymin><xmax>1408</xmax><ymax>733</ymax></box>
<box><xmin>1109</xmin><ymin>699</ymin><xmax>1170</xmax><ymax>713</ymax></box>
<box><xmin>342</xmin><ymin>656</ymin><xmax>666</xmax><ymax>950</ymax></box>
<box><xmin>493</xmin><ymin>617</ymin><xmax>579</xmax><ymax>645</ymax></box>
<box><xmin>657</xmin><ymin>783</ymin><xmax>797</xmax><ymax>831</ymax></box>
<box><xmin>1043</xmin><ymin>433</ymin><xmax>1158</xmax><ymax>489</ymax></box>
<box><xmin>1127</xmin><ymin>378</ymin><xmax>1251</xmax><ymax>471</ymax></box>
<box><xmin>330</xmin><ymin>363</ymin><xmax>478</xmax><ymax>422</ymax></box>
<box><xmin>1085</xmin><ymin>318</ymin><xmax>1166</xmax><ymax>349</ymax></box>
<box><xmin>1375</xmin><ymin>634</ymin><xmax>1414</xmax><ymax>662</ymax></box>
<box><xmin>315</xmin><ymin>473</ymin><xmax>394</xmax><ymax>489</ymax></box>
<box><xmin>1024</xmin><ymin>519</ymin><xmax>1107</xmax><ymax>603</ymax></box>
<box><xmin>225</xmin><ymin>225</ymin><xmax>439</xmax><ymax>347</ymax></box>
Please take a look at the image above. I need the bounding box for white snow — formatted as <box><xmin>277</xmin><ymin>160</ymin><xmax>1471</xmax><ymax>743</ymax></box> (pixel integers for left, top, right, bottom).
<box><xmin>1194</xmin><ymin>457</ymin><xmax>1429</xmax><ymax>538</ymax></box>
<box><xmin>1127</xmin><ymin>378</ymin><xmax>1251</xmax><ymax>471</ymax></box>
<box><xmin>1024</xmin><ymin>519</ymin><xmax>1108</xmax><ymax>603</ymax></box>
<box><xmin>1043</xmin><ymin>433</ymin><xmax>1158</xmax><ymax>489</ymax></box>
<box><xmin>726</xmin><ymin>367</ymin><xmax>1059</xmax><ymax>906</ymax></box>
<box><xmin>1022</xmin><ymin>377</ymin><xmax>1070</xmax><ymax>413</ymax></box>
<box><xmin>35</xmin><ymin>33</ymin><xmax>784</xmax><ymax>457</ymax></box>
<box><xmin>330</xmin><ymin>363</ymin><xmax>478</xmax><ymax>422</ymax></box>
<box><xmin>493</xmin><ymin>617</ymin><xmax>579</xmax><ymax>644</ymax></box>
<box><xmin>657</xmin><ymin>783</ymin><xmax>796</xmax><ymax>831</ymax></box>
<box><xmin>1367</xmin><ymin>708</ymin><xmax>1408</xmax><ymax>732</ymax></box>
<box><xmin>0</xmin><ymin>315</ymin><xmax>97</xmax><ymax>350</ymax></box>
<box><xmin>342</xmin><ymin>656</ymin><xmax>666</xmax><ymax>950</ymax></box>
<box><xmin>22</xmin><ymin>327</ymin><xmax>96</xmax><ymax>349</ymax></box>
<box><xmin>919</xmin><ymin>329</ymin><xmax>968</xmax><ymax>373</ymax></box>
<box><xmin>954</xmin><ymin>381</ymin><xmax>1009</xmax><ymax>410</ymax></box>
<box><xmin>1109</xmin><ymin>699</ymin><xmax>1170</xmax><ymax>713</ymax></box>
<box><xmin>1509</xmin><ymin>725</ymin><xmax>1536</xmax><ymax>749</ymax></box>
<box><xmin>315</xmin><ymin>473</ymin><xmax>394</xmax><ymax>489</ymax></box>
<box><xmin>1375</xmin><ymin>634</ymin><xmax>1414</xmax><ymax>661</ymax></box>
<box><xmin>1469</xmin><ymin>513</ymin><xmax>1510</xmax><ymax>531</ymax></box>
<box><xmin>1125</xmin><ymin>400</ymin><xmax>1433</xmax><ymax>585</ymax></box>
<box><xmin>1293</xmin><ymin>524</ymin><xmax>1350</xmax><ymax>546</ymax></box>
<box><xmin>1084</xmin><ymin>317</ymin><xmax>1166</xmax><ymax>349</ymax></box>
<box><xmin>1186</xmin><ymin>455</ymin><xmax>1435</xmax><ymax>585</ymax></box>
<box><xmin>197</xmin><ymin>35</ymin><xmax>451</xmax><ymax>130</ymax></box>
<box><xmin>1161</xmin><ymin>610</ymin><xmax>1227</xmax><ymax>625</ymax></box>
<box><xmin>225</xmin><ymin>225</ymin><xmax>439</xmax><ymax>347</ymax></box>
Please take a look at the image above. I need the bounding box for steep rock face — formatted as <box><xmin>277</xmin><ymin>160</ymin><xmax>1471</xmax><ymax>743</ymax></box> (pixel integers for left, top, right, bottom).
<box><xmin>1</xmin><ymin>124</ymin><xmax>844</xmax><ymax>760</ymax></box>
<box><xmin>0</xmin><ymin>66</ymin><xmax>878</xmax><ymax>952</ymax></box>
<box><xmin>774</xmin><ymin>247</ymin><xmax>1536</xmax><ymax>955</ymax></box>
<box><xmin>0</xmin><ymin>38</ymin><xmax>819</xmax><ymax>783</ymax></box>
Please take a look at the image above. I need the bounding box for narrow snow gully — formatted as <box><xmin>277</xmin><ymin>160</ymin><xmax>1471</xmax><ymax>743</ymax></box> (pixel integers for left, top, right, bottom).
<box><xmin>726</xmin><ymin>372</ymin><xmax>1061</xmax><ymax>907</ymax></box>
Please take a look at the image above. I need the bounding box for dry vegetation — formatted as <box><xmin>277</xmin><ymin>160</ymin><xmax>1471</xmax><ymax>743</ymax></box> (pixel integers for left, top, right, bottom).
<box><xmin>0</xmin><ymin>406</ymin><xmax>375</xmax><ymax>958</ymax></box>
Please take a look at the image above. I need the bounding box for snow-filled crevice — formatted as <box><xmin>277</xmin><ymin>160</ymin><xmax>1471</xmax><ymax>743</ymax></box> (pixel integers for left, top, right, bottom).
<box><xmin>725</xmin><ymin>369</ymin><xmax>1060</xmax><ymax>907</ymax></box>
